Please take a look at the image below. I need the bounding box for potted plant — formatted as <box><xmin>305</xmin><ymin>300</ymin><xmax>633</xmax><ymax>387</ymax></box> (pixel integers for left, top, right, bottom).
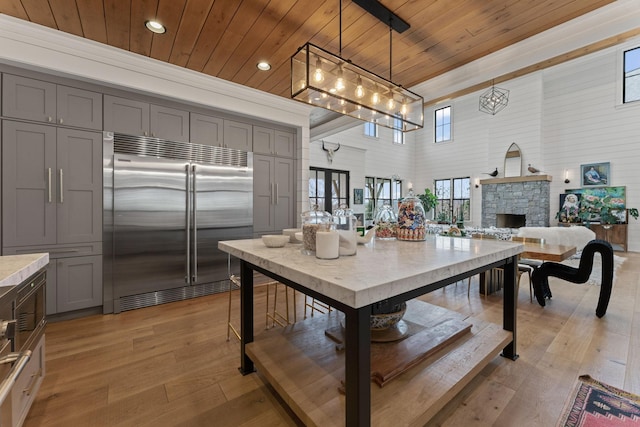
<box><xmin>417</xmin><ymin>188</ymin><xmax>438</xmax><ymax>212</ymax></box>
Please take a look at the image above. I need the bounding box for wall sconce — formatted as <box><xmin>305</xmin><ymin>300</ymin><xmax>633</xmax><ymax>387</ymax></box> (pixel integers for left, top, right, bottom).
<box><xmin>564</xmin><ymin>169</ymin><xmax>570</xmax><ymax>184</ymax></box>
<box><xmin>475</xmin><ymin>178</ymin><xmax>480</xmax><ymax>188</ymax></box>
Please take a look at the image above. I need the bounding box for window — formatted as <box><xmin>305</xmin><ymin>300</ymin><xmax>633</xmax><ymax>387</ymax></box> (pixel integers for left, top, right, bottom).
<box><xmin>624</xmin><ymin>47</ymin><xmax>640</xmax><ymax>103</ymax></box>
<box><xmin>434</xmin><ymin>177</ymin><xmax>470</xmax><ymax>223</ymax></box>
<box><xmin>364</xmin><ymin>177</ymin><xmax>402</xmax><ymax>222</ymax></box>
<box><xmin>364</xmin><ymin>122</ymin><xmax>378</xmax><ymax>137</ymax></box>
<box><xmin>434</xmin><ymin>106</ymin><xmax>451</xmax><ymax>143</ymax></box>
<box><xmin>392</xmin><ymin>115</ymin><xmax>404</xmax><ymax>144</ymax></box>
<box><xmin>309</xmin><ymin>167</ymin><xmax>349</xmax><ymax>213</ymax></box>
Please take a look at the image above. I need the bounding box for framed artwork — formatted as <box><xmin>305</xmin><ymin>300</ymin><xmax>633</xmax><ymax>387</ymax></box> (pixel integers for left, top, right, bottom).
<box><xmin>353</xmin><ymin>188</ymin><xmax>363</xmax><ymax>205</ymax></box>
<box><xmin>580</xmin><ymin>162</ymin><xmax>609</xmax><ymax>187</ymax></box>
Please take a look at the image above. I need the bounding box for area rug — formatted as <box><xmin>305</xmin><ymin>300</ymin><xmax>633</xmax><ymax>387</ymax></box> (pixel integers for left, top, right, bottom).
<box><xmin>561</xmin><ymin>253</ymin><xmax>625</xmax><ymax>285</ymax></box>
<box><xmin>556</xmin><ymin>375</ymin><xmax>640</xmax><ymax>426</ymax></box>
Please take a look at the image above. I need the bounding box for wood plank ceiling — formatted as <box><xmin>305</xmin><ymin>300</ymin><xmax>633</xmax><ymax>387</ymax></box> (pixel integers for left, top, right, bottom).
<box><xmin>0</xmin><ymin>0</ymin><xmax>616</xmax><ymax>105</ymax></box>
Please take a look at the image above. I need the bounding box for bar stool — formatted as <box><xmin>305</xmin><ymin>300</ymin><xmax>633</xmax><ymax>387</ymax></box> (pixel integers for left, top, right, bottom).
<box><xmin>265</xmin><ymin>281</ymin><xmax>297</xmax><ymax>329</ymax></box>
<box><xmin>226</xmin><ymin>273</ymin><xmax>241</xmax><ymax>341</ymax></box>
<box><xmin>304</xmin><ymin>296</ymin><xmax>332</xmax><ymax>319</ymax></box>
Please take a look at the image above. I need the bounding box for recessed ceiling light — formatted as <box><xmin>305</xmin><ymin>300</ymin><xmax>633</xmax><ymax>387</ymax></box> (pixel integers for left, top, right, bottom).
<box><xmin>145</xmin><ymin>20</ymin><xmax>166</xmax><ymax>34</ymax></box>
<box><xmin>256</xmin><ymin>62</ymin><xmax>271</xmax><ymax>71</ymax></box>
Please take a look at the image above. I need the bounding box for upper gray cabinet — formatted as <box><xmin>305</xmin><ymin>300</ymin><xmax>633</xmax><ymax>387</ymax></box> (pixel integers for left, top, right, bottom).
<box><xmin>2</xmin><ymin>74</ymin><xmax>103</xmax><ymax>130</ymax></box>
<box><xmin>223</xmin><ymin>120</ymin><xmax>252</xmax><ymax>151</ymax></box>
<box><xmin>104</xmin><ymin>95</ymin><xmax>189</xmax><ymax>142</ymax></box>
<box><xmin>190</xmin><ymin>113</ymin><xmax>224</xmax><ymax>147</ymax></box>
<box><xmin>253</xmin><ymin>126</ymin><xmax>295</xmax><ymax>158</ymax></box>
<box><xmin>191</xmin><ymin>113</ymin><xmax>253</xmax><ymax>151</ymax></box>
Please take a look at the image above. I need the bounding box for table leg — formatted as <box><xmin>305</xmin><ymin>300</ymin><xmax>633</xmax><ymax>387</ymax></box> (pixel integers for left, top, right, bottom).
<box><xmin>344</xmin><ymin>306</ymin><xmax>371</xmax><ymax>426</ymax></box>
<box><xmin>239</xmin><ymin>260</ymin><xmax>255</xmax><ymax>374</ymax></box>
<box><xmin>501</xmin><ymin>255</ymin><xmax>519</xmax><ymax>360</ymax></box>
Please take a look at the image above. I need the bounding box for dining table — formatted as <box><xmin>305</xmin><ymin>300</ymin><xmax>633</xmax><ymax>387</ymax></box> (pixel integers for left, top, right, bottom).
<box><xmin>219</xmin><ymin>235</ymin><xmax>523</xmax><ymax>426</ymax></box>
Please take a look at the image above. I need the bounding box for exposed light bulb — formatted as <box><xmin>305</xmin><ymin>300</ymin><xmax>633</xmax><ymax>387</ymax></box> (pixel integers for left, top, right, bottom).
<box><xmin>335</xmin><ymin>67</ymin><xmax>345</xmax><ymax>91</ymax></box>
<box><xmin>372</xmin><ymin>85</ymin><xmax>380</xmax><ymax>105</ymax></box>
<box><xmin>313</xmin><ymin>57</ymin><xmax>324</xmax><ymax>83</ymax></box>
<box><xmin>400</xmin><ymin>98</ymin><xmax>408</xmax><ymax>115</ymax></box>
<box><xmin>355</xmin><ymin>76</ymin><xmax>364</xmax><ymax>99</ymax></box>
<box><xmin>387</xmin><ymin>95</ymin><xmax>395</xmax><ymax>110</ymax></box>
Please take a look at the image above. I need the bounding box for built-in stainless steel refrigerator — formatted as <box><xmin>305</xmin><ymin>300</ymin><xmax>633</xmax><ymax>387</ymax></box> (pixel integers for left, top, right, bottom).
<box><xmin>103</xmin><ymin>132</ymin><xmax>252</xmax><ymax>313</ymax></box>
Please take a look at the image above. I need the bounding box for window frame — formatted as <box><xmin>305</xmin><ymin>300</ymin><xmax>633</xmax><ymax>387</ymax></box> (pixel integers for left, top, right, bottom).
<box><xmin>364</xmin><ymin>121</ymin><xmax>379</xmax><ymax>138</ymax></box>
<box><xmin>434</xmin><ymin>105</ymin><xmax>452</xmax><ymax>143</ymax></box>
<box><xmin>309</xmin><ymin>167</ymin><xmax>350</xmax><ymax>214</ymax></box>
<box><xmin>392</xmin><ymin>115</ymin><xmax>405</xmax><ymax>145</ymax></box>
<box><xmin>623</xmin><ymin>46</ymin><xmax>640</xmax><ymax>104</ymax></box>
<box><xmin>434</xmin><ymin>177</ymin><xmax>470</xmax><ymax>223</ymax></box>
<box><xmin>364</xmin><ymin>176</ymin><xmax>402</xmax><ymax>222</ymax></box>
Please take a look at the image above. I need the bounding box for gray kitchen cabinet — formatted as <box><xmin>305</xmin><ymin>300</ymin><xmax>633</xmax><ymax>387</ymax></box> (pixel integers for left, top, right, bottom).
<box><xmin>104</xmin><ymin>95</ymin><xmax>189</xmax><ymax>141</ymax></box>
<box><xmin>253</xmin><ymin>126</ymin><xmax>295</xmax><ymax>158</ymax></box>
<box><xmin>103</xmin><ymin>95</ymin><xmax>149</xmax><ymax>136</ymax></box>
<box><xmin>2</xmin><ymin>74</ymin><xmax>102</xmax><ymax>130</ymax></box>
<box><xmin>275</xmin><ymin>130</ymin><xmax>295</xmax><ymax>158</ymax></box>
<box><xmin>56</xmin><ymin>254</ymin><xmax>102</xmax><ymax>312</ymax></box>
<box><xmin>2</xmin><ymin>121</ymin><xmax>102</xmax><ymax>247</ymax></box>
<box><xmin>224</xmin><ymin>119</ymin><xmax>252</xmax><ymax>151</ymax></box>
<box><xmin>190</xmin><ymin>112</ymin><xmax>224</xmax><ymax>146</ymax></box>
<box><xmin>4</xmin><ymin>242</ymin><xmax>102</xmax><ymax>315</ymax></box>
<box><xmin>253</xmin><ymin>154</ymin><xmax>295</xmax><ymax>234</ymax></box>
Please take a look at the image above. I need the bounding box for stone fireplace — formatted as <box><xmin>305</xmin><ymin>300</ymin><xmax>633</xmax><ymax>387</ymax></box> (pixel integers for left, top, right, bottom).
<box><xmin>481</xmin><ymin>175</ymin><xmax>551</xmax><ymax>228</ymax></box>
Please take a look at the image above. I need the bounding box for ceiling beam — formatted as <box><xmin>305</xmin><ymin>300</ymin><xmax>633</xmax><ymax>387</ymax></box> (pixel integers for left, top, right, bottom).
<box><xmin>351</xmin><ymin>0</ymin><xmax>410</xmax><ymax>33</ymax></box>
<box><xmin>424</xmin><ymin>27</ymin><xmax>640</xmax><ymax>107</ymax></box>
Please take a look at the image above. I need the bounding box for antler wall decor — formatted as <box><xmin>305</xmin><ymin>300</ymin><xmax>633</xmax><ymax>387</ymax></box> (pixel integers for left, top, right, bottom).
<box><xmin>321</xmin><ymin>140</ymin><xmax>340</xmax><ymax>164</ymax></box>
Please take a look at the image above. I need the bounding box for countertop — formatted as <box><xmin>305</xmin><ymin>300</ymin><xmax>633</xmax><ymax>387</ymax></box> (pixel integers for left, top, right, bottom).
<box><xmin>219</xmin><ymin>236</ymin><xmax>523</xmax><ymax>308</ymax></box>
<box><xmin>0</xmin><ymin>253</ymin><xmax>49</xmax><ymax>288</ymax></box>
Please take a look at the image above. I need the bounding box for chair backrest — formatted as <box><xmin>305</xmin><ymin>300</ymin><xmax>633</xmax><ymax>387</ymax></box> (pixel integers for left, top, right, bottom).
<box><xmin>511</xmin><ymin>236</ymin><xmax>545</xmax><ymax>244</ymax></box>
<box><xmin>471</xmin><ymin>233</ymin><xmax>498</xmax><ymax>240</ymax></box>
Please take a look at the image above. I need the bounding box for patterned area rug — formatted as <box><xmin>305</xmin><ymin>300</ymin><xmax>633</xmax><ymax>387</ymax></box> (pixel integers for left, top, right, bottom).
<box><xmin>556</xmin><ymin>375</ymin><xmax>640</xmax><ymax>426</ymax></box>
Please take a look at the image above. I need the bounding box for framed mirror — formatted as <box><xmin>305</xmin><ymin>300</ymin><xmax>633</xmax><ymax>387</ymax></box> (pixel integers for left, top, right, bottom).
<box><xmin>504</xmin><ymin>143</ymin><xmax>522</xmax><ymax>178</ymax></box>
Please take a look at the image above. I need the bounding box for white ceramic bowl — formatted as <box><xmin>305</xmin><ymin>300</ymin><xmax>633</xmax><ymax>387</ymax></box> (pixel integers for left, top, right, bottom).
<box><xmin>282</xmin><ymin>228</ymin><xmax>302</xmax><ymax>243</ymax></box>
<box><xmin>262</xmin><ymin>234</ymin><xmax>289</xmax><ymax>248</ymax></box>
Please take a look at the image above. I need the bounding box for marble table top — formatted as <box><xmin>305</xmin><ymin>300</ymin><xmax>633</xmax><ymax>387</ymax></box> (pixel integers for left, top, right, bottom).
<box><xmin>0</xmin><ymin>253</ymin><xmax>49</xmax><ymax>287</ymax></box>
<box><xmin>219</xmin><ymin>236</ymin><xmax>523</xmax><ymax>308</ymax></box>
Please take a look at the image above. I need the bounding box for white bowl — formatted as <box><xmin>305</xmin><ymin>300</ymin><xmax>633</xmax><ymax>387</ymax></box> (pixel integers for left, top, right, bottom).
<box><xmin>282</xmin><ymin>228</ymin><xmax>302</xmax><ymax>243</ymax></box>
<box><xmin>262</xmin><ymin>235</ymin><xmax>289</xmax><ymax>248</ymax></box>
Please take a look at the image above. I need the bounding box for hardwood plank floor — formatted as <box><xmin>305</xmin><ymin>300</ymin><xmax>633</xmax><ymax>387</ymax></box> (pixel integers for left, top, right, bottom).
<box><xmin>24</xmin><ymin>253</ymin><xmax>640</xmax><ymax>426</ymax></box>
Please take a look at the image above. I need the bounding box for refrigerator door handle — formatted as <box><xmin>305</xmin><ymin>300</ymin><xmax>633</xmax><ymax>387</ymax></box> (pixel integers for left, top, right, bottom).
<box><xmin>185</xmin><ymin>164</ymin><xmax>191</xmax><ymax>284</ymax></box>
<box><xmin>192</xmin><ymin>164</ymin><xmax>198</xmax><ymax>283</ymax></box>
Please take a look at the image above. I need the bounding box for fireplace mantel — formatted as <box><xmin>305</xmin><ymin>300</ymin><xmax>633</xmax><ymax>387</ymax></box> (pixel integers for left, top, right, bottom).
<box><xmin>480</xmin><ymin>174</ymin><xmax>553</xmax><ymax>185</ymax></box>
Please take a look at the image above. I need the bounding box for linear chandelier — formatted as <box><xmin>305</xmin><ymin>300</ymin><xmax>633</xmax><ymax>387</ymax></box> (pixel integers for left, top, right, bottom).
<box><xmin>290</xmin><ymin>2</ymin><xmax>423</xmax><ymax>132</ymax></box>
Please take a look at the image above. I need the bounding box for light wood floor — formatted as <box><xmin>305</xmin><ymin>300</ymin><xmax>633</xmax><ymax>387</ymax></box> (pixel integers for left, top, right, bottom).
<box><xmin>24</xmin><ymin>252</ymin><xmax>640</xmax><ymax>426</ymax></box>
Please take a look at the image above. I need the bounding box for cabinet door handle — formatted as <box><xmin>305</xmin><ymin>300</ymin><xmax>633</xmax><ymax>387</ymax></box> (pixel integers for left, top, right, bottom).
<box><xmin>271</xmin><ymin>183</ymin><xmax>275</xmax><ymax>205</ymax></box>
<box><xmin>59</xmin><ymin>169</ymin><xmax>64</xmax><ymax>203</ymax></box>
<box><xmin>23</xmin><ymin>368</ymin><xmax>42</xmax><ymax>396</ymax></box>
<box><xmin>275</xmin><ymin>184</ymin><xmax>279</xmax><ymax>204</ymax></box>
<box><xmin>47</xmin><ymin>116</ymin><xmax>53</xmax><ymax>123</ymax></box>
<box><xmin>58</xmin><ymin>118</ymin><xmax>64</xmax><ymax>124</ymax></box>
<box><xmin>47</xmin><ymin>168</ymin><xmax>52</xmax><ymax>203</ymax></box>
<box><xmin>0</xmin><ymin>350</ymin><xmax>31</xmax><ymax>406</ymax></box>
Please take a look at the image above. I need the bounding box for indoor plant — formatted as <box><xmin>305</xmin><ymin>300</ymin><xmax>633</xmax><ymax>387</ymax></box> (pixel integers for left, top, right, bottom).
<box><xmin>417</xmin><ymin>188</ymin><xmax>438</xmax><ymax>212</ymax></box>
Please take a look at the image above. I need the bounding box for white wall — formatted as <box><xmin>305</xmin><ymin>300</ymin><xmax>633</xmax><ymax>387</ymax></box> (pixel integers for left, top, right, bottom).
<box><xmin>324</xmin><ymin>36</ymin><xmax>640</xmax><ymax>251</ymax></box>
